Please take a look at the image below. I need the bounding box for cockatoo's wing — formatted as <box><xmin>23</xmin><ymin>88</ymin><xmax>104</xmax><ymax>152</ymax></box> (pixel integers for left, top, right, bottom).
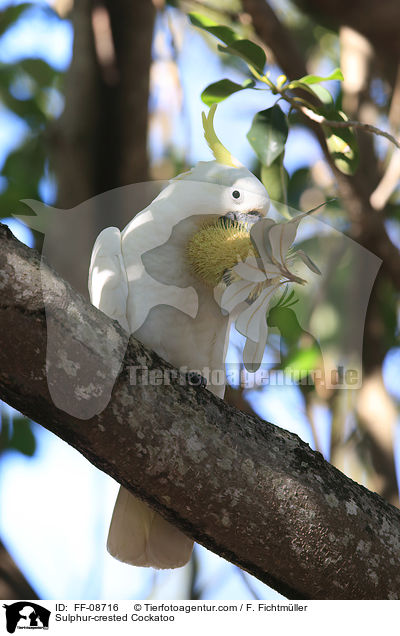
<box><xmin>89</xmin><ymin>225</ymin><xmax>194</xmax><ymax>569</ymax></box>
<box><xmin>88</xmin><ymin>227</ymin><xmax>129</xmax><ymax>331</ymax></box>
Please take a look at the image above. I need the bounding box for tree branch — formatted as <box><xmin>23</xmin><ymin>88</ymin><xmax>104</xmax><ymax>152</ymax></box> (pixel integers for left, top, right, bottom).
<box><xmin>294</xmin><ymin>0</ymin><xmax>400</xmax><ymax>71</ymax></box>
<box><xmin>296</xmin><ymin>105</ymin><xmax>400</xmax><ymax>151</ymax></box>
<box><xmin>2</xmin><ymin>223</ymin><xmax>400</xmax><ymax>599</ymax></box>
<box><xmin>256</xmin><ymin>68</ymin><xmax>400</xmax><ymax>151</ymax></box>
<box><xmin>241</xmin><ymin>0</ymin><xmax>400</xmax><ymax>292</ymax></box>
<box><xmin>241</xmin><ymin>0</ymin><xmax>307</xmax><ymax>79</ymax></box>
<box><xmin>48</xmin><ymin>0</ymin><xmax>155</xmax><ymax>297</ymax></box>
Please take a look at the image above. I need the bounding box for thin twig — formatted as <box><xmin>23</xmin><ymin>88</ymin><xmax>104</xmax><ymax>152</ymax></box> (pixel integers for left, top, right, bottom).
<box><xmin>299</xmin><ymin>106</ymin><xmax>400</xmax><ymax>150</ymax></box>
<box><xmin>254</xmin><ymin>70</ymin><xmax>400</xmax><ymax>151</ymax></box>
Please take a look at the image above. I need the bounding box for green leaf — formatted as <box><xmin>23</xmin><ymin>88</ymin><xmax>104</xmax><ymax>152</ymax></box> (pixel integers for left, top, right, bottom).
<box><xmin>242</xmin><ymin>78</ymin><xmax>256</xmax><ymax>89</ymax></box>
<box><xmin>1</xmin><ymin>135</ymin><xmax>46</xmax><ymax>203</ymax></box>
<box><xmin>288</xmin><ymin>79</ymin><xmax>334</xmax><ymax>107</ymax></box>
<box><xmin>10</xmin><ymin>417</ymin><xmax>36</xmax><ymax>456</ymax></box>
<box><xmin>295</xmin><ymin>67</ymin><xmax>344</xmax><ymax>85</ymax></box>
<box><xmin>19</xmin><ymin>58</ymin><xmax>58</xmax><ymax>87</ymax></box>
<box><xmin>188</xmin><ymin>12</ymin><xmax>239</xmax><ymax>46</ymax></box>
<box><xmin>0</xmin><ymin>3</ymin><xmax>32</xmax><ymax>38</ymax></box>
<box><xmin>267</xmin><ymin>305</ymin><xmax>303</xmax><ymax>342</ymax></box>
<box><xmin>260</xmin><ymin>153</ymin><xmax>288</xmax><ymax>202</ymax></box>
<box><xmin>308</xmin><ymin>83</ymin><xmax>334</xmax><ymax>106</ymax></box>
<box><xmin>0</xmin><ymin>90</ymin><xmax>47</xmax><ymax>126</ymax></box>
<box><xmin>247</xmin><ymin>105</ymin><xmax>288</xmax><ymax>166</ymax></box>
<box><xmin>0</xmin><ymin>62</ymin><xmax>15</xmax><ymax>85</ymax></box>
<box><xmin>218</xmin><ymin>40</ymin><xmax>266</xmax><ymax>73</ymax></box>
<box><xmin>284</xmin><ymin>346</ymin><xmax>320</xmax><ymax>374</ymax></box>
<box><xmin>201</xmin><ymin>78</ymin><xmax>255</xmax><ymax>106</ymax></box>
<box><xmin>0</xmin><ymin>411</ymin><xmax>11</xmax><ymax>453</ymax></box>
<box><xmin>188</xmin><ymin>13</ymin><xmax>266</xmax><ymax>73</ymax></box>
<box><xmin>322</xmin><ymin>110</ymin><xmax>359</xmax><ymax>175</ymax></box>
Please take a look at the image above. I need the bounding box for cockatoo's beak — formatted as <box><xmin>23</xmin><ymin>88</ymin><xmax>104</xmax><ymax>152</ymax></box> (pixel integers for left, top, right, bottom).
<box><xmin>223</xmin><ymin>210</ymin><xmax>263</xmax><ymax>227</ymax></box>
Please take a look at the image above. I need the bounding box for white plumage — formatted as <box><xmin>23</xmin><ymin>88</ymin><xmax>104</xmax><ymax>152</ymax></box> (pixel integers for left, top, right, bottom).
<box><xmin>88</xmin><ymin>108</ymin><xmax>270</xmax><ymax>569</ymax></box>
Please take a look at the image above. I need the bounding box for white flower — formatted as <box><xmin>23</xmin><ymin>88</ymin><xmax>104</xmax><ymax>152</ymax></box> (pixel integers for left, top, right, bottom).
<box><xmin>216</xmin><ymin>212</ymin><xmax>321</xmax><ymax>372</ymax></box>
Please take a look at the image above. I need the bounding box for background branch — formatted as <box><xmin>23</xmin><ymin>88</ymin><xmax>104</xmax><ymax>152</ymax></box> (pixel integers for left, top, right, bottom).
<box><xmin>297</xmin><ymin>106</ymin><xmax>400</xmax><ymax>150</ymax></box>
<box><xmin>241</xmin><ymin>0</ymin><xmax>400</xmax><ymax>292</ymax></box>
<box><xmin>47</xmin><ymin>0</ymin><xmax>155</xmax><ymax>296</ymax></box>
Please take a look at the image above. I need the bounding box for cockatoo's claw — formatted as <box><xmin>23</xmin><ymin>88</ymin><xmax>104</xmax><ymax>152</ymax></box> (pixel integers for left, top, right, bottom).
<box><xmin>184</xmin><ymin>371</ymin><xmax>208</xmax><ymax>388</ymax></box>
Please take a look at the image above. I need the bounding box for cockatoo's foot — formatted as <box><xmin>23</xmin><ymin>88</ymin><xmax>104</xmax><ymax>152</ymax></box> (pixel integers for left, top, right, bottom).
<box><xmin>184</xmin><ymin>371</ymin><xmax>208</xmax><ymax>388</ymax></box>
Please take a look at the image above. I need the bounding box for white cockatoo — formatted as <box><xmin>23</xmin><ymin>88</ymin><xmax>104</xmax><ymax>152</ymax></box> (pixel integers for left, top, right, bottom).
<box><xmin>88</xmin><ymin>104</ymin><xmax>270</xmax><ymax>569</ymax></box>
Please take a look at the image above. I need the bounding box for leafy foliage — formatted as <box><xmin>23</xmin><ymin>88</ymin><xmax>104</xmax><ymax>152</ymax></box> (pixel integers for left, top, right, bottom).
<box><xmin>189</xmin><ymin>12</ymin><xmax>266</xmax><ymax>72</ymax></box>
<box><xmin>321</xmin><ymin>111</ymin><xmax>359</xmax><ymax>175</ymax></box>
<box><xmin>0</xmin><ymin>407</ymin><xmax>36</xmax><ymax>457</ymax></box>
<box><xmin>201</xmin><ymin>78</ymin><xmax>255</xmax><ymax>106</ymax></box>
<box><xmin>0</xmin><ymin>12</ymin><xmax>62</xmax><ymax>219</ymax></box>
<box><xmin>291</xmin><ymin>68</ymin><xmax>344</xmax><ymax>85</ymax></box>
<box><xmin>217</xmin><ymin>40</ymin><xmax>266</xmax><ymax>74</ymax></box>
<box><xmin>189</xmin><ymin>12</ymin><xmax>240</xmax><ymax>46</ymax></box>
<box><xmin>0</xmin><ymin>2</ymin><xmax>32</xmax><ymax>38</ymax></box>
<box><xmin>191</xmin><ymin>11</ymin><xmax>358</xmax><ymax>182</ymax></box>
<box><xmin>0</xmin><ymin>3</ymin><xmax>64</xmax><ymax>459</ymax></box>
<box><xmin>260</xmin><ymin>156</ymin><xmax>288</xmax><ymax>202</ymax></box>
<box><xmin>247</xmin><ymin>105</ymin><xmax>288</xmax><ymax>167</ymax></box>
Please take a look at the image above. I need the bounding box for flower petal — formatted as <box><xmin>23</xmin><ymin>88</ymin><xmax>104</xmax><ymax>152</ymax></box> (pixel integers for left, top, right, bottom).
<box><xmin>250</xmin><ymin>218</ymin><xmax>276</xmax><ymax>268</ymax></box>
<box><xmin>219</xmin><ymin>280</ymin><xmax>255</xmax><ymax>313</ymax></box>
<box><xmin>295</xmin><ymin>249</ymin><xmax>322</xmax><ymax>275</ymax></box>
<box><xmin>268</xmin><ymin>208</ymin><xmax>319</xmax><ymax>266</ymax></box>
<box><xmin>243</xmin><ymin>320</ymin><xmax>268</xmax><ymax>372</ymax></box>
<box><xmin>235</xmin><ymin>284</ymin><xmax>277</xmax><ymax>341</ymax></box>
<box><xmin>232</xmin><ymin>257</ymin><xmax>267</xmax><ymax>282</ymax></box>
<box><xmin>268</xmin><ymin>219</ymin><xmax>299</xmax><ymax>266</ymax></box>
<box><xmin>261</xmin><ymin>263</ymin><xmax>282</xmax><ymax>277</ymax></box>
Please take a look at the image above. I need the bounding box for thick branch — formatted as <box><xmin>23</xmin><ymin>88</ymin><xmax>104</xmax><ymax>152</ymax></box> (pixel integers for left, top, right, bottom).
<box><xmin>105</xmin><ymin>0</ymin><xmax>155</xmax><ymax>186</ymax></box>
<box><xmin>241</xmin><ymin>0</ymin><xmax>307</xmax><ymax>79</ymax></box>
<box><xmin>1</xmin><ymin>222</ymin><xmax>400</xmax><ymax>600</ymax></box>
<box><xmin>48</xmin><ymin>0</ymin><xmax>155</xmax><ymax>297</ymax></box>
<box><xmin>295</xmin><ymin>0</ymin><xmax>400</xmax><ymax>67</ymax></box>
<box><xmin>53</xmin><ymin>0</ymin><xmax>155</xmax><ymax>206</ymax></box>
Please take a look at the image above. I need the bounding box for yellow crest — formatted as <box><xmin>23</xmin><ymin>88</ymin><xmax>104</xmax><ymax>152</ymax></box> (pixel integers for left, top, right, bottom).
<box><xmin>202</xmin><ymin>103</ymin><xmax>241</xmax><ymax>167</ymax></box>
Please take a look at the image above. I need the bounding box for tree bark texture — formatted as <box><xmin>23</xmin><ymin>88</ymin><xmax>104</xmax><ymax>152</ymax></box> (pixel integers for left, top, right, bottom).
<box><xmin>53</xmin><ymin>0</ymin><xmax>155</xmax><ymax>206</ymax></box>
<box><xmin>1</xmin><ymin>222</ymin><xmax>400</xmax><ymax>600</ymax></box>
<box><xmin>46</xmin><ymin>0</ymin><xmax>155</xmax><ymax>296</ymax></box>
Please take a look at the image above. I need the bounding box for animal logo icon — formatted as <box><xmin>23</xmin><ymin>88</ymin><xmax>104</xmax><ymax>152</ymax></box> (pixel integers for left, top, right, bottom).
<box><xmin>2</xmin><ymin>602</ymin><xmax>50</xmax><ymax>634</ymax></box>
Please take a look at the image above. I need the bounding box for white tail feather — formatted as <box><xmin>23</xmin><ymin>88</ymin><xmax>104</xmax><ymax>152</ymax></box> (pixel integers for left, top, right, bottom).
<box><xmin>107</xmin><ymin>487</ymin><xmax>194</xmax><ymax>569</ymax></box>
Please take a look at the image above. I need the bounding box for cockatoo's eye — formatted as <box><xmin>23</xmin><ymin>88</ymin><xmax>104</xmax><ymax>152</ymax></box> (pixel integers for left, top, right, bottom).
<box><xmin>232</xmin><ymin>189</ymin><xmax>241</xmax><ymax>200</ymax></box>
